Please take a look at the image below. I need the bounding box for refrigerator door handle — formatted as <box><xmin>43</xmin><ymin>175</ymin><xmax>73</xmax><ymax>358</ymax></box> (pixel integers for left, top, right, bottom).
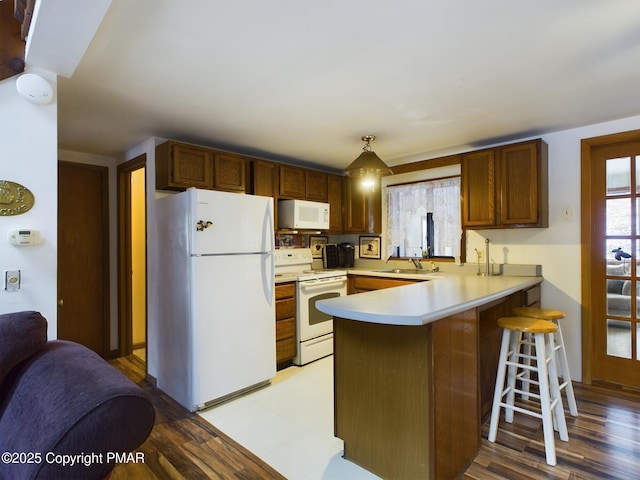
<box><xmin>264</xmin><ymin>251</ymin><xmax>275</xmax><ymax>304</ymax></box>
<box><xmin>264</xmin><ymin>198</ymin><xmax>275</xmax><ymax>253</ymax></box>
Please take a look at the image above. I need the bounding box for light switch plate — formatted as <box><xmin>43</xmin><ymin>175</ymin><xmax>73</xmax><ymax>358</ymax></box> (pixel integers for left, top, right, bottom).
<box><xmin>4</xmin><ymin>270</ymin><xmax>20</xmax><ymax>291</ymax></box>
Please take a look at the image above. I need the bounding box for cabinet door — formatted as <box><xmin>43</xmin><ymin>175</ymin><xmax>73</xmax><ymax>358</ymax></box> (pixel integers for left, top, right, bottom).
<box><xmin>214</xmin><ymin>153</ymin><xmax>246</xmax><ymax>193</ymax></box>
<box><xmin>344</xmin><ymin>178</ymin><xmax>367</xmax><ymax>233</ymax></box>
<box><xmin>305</xmin><ymin>171</ymin><xmax>328</xmax><ymax>202</ymax></box>
<box><xmin>344</xmin><ymin>178</ymin><xmax>381</xmax><ymax>233</ymax></box>
<box><xmin>349</xmin><ymin>275</ymin><xmax>420</xmax><ymax>293</ymax></box>
<box><xmin>156</xmin><ymin>141</ymin><xmax>214</xmax><ymax>190</ymax></box>
<box><xmin>327</xmin><ymin>174</ymin><xmax>344</xmax><ymax>233</ymax></box>
<box><xmin>498</xmin><ymin>140</ymin><xmax>548</xmax><ymax>227</ymax></box>
<box><xmin>279</xmin><ymin>165</ymin><xmax>306</xmax><ymax>198</ymax></box>
<box><xmin>251</xmin><ymin>160</ymin><xmax>276</xmax><ymax>197</ymax></box>
<box><xmin>461</xmin><ymin>149</ymin><xmax>495</xmax><ymax>227</ymax></box>
<box><xmin>275</xmin><ymin>283</ymin><xmax>297</xmax><ymax>364</ymax></box>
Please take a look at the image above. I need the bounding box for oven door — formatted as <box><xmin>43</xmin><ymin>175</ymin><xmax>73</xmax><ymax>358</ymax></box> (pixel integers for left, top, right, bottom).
<box><xmin>297</xmin><ymin>276</ymin><xmax>347</xmax><ymax>342</ymax></box>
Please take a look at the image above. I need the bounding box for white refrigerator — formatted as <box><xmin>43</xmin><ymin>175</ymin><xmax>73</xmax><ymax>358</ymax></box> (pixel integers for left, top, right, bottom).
<box><xmin>155</xmin><ymin>188</ymin><xmax>275</xmax><ymax>412</ymax></box>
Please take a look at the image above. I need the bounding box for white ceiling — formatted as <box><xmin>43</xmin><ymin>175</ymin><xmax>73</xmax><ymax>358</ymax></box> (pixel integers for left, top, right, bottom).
<box><xmin>40</xmin><ymin>0</ymin><xmax>640</xmax><ymax>170</ymax></box>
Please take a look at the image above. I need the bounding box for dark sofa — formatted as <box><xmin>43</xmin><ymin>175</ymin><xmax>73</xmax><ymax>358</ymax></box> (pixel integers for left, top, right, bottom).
<box><xmin>0</xmin><ymin>311</ymin><xmax>155</xmax><ymax>480</ymax></box>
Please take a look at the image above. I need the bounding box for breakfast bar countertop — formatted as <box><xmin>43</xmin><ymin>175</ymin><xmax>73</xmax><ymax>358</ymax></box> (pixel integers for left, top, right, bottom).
<box><xmin>316</xmin><ymin>273</ymin><xmax>542</xmax><ymax>326</ymax></box>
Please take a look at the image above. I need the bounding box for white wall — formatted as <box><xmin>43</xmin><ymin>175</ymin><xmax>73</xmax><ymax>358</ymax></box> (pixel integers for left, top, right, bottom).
<box><xmin>0</xmin><ymin>71</ymin><xmax>58</xmax><ymax>340</ymax></box>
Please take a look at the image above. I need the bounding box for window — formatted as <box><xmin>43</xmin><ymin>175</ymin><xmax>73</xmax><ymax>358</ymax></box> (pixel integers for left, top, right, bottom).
<box><xmin>385</xmin><ymin>177</ymin><xmax>461</xmax><ymax>259</ymax></box>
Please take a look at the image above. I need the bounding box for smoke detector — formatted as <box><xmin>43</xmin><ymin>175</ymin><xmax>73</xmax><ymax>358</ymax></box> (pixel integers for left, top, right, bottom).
<box><xmin>16</xmin><ymin>73</ymin><xmax>54</xmax><ymax>105</ymax></box>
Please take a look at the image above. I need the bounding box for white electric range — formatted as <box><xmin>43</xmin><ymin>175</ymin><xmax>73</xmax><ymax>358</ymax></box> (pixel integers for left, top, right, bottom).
<box><xmin>274</xmin><ymin>248</ymin><xmax>347</xmax><ymax>365</ymax></box>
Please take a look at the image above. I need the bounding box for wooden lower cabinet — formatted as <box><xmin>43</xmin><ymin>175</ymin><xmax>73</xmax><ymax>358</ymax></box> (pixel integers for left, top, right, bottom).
<box><xmin>348</xmin><ymin>275</ymin><xmax>422</xmax><ymax>294</ymax></box>
<box><xmin>275</xmin><ymin>282</ymin><xmax>296</xmax><ymax>366</ymax></box>
<box><xmin>334</xmin><ymin>283</ymin><xmax>541</xmax><ymax>479</ymax></box>
<box><xmin>334</xmin><ymin>307</ymin><xmax>479</xmax><ymax>480</ymax></box>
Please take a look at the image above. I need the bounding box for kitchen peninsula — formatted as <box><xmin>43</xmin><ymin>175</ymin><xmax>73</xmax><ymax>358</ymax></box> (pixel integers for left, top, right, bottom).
<box><xmin>317</xmin><ymin>274</ymin><xmax>542</xmax><ymax>480</ymax></box>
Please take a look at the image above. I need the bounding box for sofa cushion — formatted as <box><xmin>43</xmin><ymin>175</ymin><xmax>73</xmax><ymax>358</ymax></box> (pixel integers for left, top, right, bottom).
<box><xmin>607</xmin><ymin>264</ymin><xmax>627</xmax><ymax>276</ymax></box>
<box><xmin>608</xmin><ymin>279</ymin><xmax>625</xmax><ymax>294</ymax></box>
<box><xmin>0</xmin><ymin>340</ymin><xmax>155</xmax><ymax>479</ymax></box>
<box><xmin>621</xmin><ymin>280</ymin><xmax>638</xmax><ymax>296</ymax></box>
<box><xmin>0</xmin><ymin>311</ymin><xmax>47</xmax><ymax>385</ymax></box>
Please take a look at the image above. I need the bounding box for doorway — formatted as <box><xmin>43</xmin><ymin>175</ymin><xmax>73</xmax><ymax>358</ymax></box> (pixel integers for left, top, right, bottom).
<box><xmin>582</xmin><ymin>129</ymin><xmax>640</xmax><ymax>388</ymax></box>
<box><xmin>118</xmin><ymin>155</ymin><xmax>147</xmax><ymax>363</ymax></box>
<box><xmin>57</xmin><ymin>162</ymin><xmax>110</xmax><ymax>356</ymax></box>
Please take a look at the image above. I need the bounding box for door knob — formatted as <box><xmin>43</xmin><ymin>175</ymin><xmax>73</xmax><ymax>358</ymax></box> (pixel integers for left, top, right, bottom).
<box><xmin>57</xmin><ymin>298</ymin><xmax>64</xmax><ymax>307</ymax></box>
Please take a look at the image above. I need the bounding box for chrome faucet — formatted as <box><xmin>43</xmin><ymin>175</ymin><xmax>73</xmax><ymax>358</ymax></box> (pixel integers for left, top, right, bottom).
<box><xmin>409</xmin><ymin>257</ymin><xmax>423</xmax><ymax>270</ymax></box>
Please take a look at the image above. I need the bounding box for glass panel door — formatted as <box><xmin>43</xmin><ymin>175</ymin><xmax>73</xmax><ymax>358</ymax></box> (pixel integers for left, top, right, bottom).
<box><xmin>595</xmin><ymin>142</ymin><xmax>640</xmax><ymax>385</ymax></box>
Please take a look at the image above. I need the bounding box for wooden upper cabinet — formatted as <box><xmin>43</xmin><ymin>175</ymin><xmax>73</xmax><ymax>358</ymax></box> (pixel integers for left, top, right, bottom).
<box><xmin>461</xmin><ymin>139</ymin><xmax>548</xmax><ymax>229</ymax></box>
<box><xmin>251</xmin><ymin>160</ymin><xmax>277</xmax><ymax>197</ymax></box>
<box><xmin>344</xmin><ymin>178</ymin><xmax>381</xmax><ymax>234</ymax></box>
<box><xmin>278</xmin><ymin>165</ymin><xmax>306</xmax><ymax>198</ymax></box>
<box><xmin>498</xmin><ymin>140</ymin><xmax>548</xmax><ymax>227</ymax></box>
<box><xmin>327</xmin><ymin>174</ymin><xmax>344</xmax><ymax>233</ymax></box>
<box><xmin>156</xmin><ymin>141</ymin><xmax>214</xmax><ymax>190</ymax></box>
<box><xmin>214</xmin><ymin>152</ymin><xmax>246</xmax><ymax>193</ymax></box>
<box><xmin>461</xmin><ymin>148</ymin><xmax>496</xmax><ymax>227</ymax></box>
<box><xmin>305</xmin><ymin>170</ymin><xmax>328</xmax><ymax>202</ymax></box>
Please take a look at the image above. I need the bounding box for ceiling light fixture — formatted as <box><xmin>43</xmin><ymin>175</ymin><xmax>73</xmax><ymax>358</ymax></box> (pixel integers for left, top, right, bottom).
<box><xmin>344</xmin><ymin>135</ymin><xmax>392</xmax><ymax>191</ymax></box>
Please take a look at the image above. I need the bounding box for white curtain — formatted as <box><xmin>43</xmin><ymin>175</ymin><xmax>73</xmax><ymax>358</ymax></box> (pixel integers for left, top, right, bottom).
<box><xmin>385</xmin><ymin>177</ymin><xmax>461</xmax><ymax>258</ymax></box>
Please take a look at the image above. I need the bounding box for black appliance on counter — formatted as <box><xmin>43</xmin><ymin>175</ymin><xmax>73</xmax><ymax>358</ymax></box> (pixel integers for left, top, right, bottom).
<box><xmin>338</xmin><ymin>242</ymin><xmax>355</xmax><ymax>268</ymax></box>
<box><xmin>323</xmin><ymin>244</ymin><xmax>339</xmax><ymax>269</ymax></box>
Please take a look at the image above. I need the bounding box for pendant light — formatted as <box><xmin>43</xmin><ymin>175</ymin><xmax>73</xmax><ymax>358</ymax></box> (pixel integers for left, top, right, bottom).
<box><xmin>344</xmin><ymin>135</ymin><xmax>392</xmax><ymax>191</ymax></box>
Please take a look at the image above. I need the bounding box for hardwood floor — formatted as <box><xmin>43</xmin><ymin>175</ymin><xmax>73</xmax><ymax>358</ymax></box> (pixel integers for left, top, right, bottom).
<box><xmin>465</xmin><ymin>382</ymin><xmax>640</xmax><ymax>480</ymax></box>
<box><xmin>111</xmin><ymin>355</ymin><xmax>640</xmax><ymax>480</ymax></box>
<box><xmin>108</xmin><ymin>355</ymin><xmax>286</xmax><ymax>480</ymax></box>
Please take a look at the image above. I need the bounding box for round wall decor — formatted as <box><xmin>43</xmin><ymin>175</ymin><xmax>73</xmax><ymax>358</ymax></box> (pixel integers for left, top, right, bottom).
<box><xmin>0</xmin><ymin>181</ymin><xmax>35</xmax><ymax>216</ymax></box>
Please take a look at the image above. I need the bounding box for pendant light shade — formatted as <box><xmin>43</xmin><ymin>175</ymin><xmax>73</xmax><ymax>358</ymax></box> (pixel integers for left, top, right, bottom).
<box><xmin>344</xmin><ymin>135</ymin><xmax>392</xmax><ymax>190</ymax></box>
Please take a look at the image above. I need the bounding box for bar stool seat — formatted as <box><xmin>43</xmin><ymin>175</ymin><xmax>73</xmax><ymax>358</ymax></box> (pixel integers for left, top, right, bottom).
<box><xmin>512</xmin><ymin>306</ymin><xmax>578</xmax><ymax>417</ymax></box>
<box><xmin>488</xmin><ymin>317</ymin><xmax>569</xmax><ymax>466</ymax></box>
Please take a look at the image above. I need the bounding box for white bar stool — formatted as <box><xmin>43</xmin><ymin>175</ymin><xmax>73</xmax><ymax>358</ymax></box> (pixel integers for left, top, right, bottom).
<box><xmin>488</xmin><ymin>317</ymin><xmax>569</xmax><ymax>466</ymax></box>
<box><xmin>512</xmin><ymin>307</ymin><xmax>578</xmax><ymax>417</ymax></box>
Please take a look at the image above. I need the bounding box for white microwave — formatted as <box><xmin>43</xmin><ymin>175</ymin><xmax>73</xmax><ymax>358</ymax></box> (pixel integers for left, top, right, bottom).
<box><xmin>278</xmin><ymin>199</ymin><xmax>330</xmax><ymax>230</ymax></box>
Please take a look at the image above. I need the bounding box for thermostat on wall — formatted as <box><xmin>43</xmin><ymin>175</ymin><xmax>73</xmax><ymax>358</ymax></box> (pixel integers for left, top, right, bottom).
<box><xmin>8</xmin><ymin>229</ymin><xmax>41</xmax><ymax>246</ymax></box>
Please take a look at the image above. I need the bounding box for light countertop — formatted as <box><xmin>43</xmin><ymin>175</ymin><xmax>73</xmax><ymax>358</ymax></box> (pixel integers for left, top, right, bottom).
<box><xmin>316</xmin><ymin>273</ymin><xmax>542</xmax><ymax>326</ymax></box>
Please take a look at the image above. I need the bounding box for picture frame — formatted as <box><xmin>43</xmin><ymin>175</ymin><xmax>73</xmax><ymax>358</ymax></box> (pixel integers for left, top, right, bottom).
<box><xmin>359</xmin><ymin>236</ymin><xmax>381</xmax><ymax>259</ymax></box>
<box><xmin>309</xmin><ymin>235</ymin><xmax>328</xmax><ymax>259</ymax></box>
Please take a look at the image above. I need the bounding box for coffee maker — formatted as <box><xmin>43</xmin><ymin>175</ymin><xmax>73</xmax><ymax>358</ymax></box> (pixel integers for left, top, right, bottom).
<box><xmin>337</xmin><ymin>242</ymin><xmax>355</xmax><ymax>268</ymax></box>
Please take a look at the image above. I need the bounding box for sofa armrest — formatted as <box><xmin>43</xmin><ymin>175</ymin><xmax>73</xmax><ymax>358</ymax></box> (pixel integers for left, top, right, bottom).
<box><xmin>0</xmin><ymin>340</ymin><xmax>155</xmax><ymax>480</ymax></box>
